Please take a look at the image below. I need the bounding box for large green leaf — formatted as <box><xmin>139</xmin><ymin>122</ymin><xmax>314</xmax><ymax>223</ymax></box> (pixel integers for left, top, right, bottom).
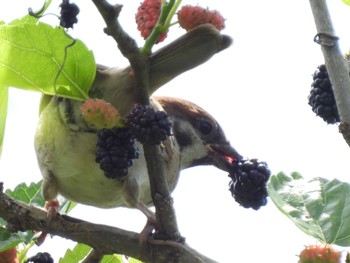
<box><xmin>268</xmin><ymin>172</ymin><xmax>350</xmax><ymax>246</ymax></box>
<box><xmin>0</xmin><ymin>22</ymin><xmax>95</xmax><ymax>100</ymax></box>
<box><xmin>342</xmin><ymin>0</ymin><xmax>350</xmax><ymax>6</ymax></box>
<box><xmin>0</xmin><ymin>86</ymin><xmax>8</xmax><ymax>158</ymax></box>
<box><xmin>59</xmin><ymin>243</ymin><xmax>127</xmax><ymax>263</ymax></box>
<box><xmin>128</xmin><ymin>257</ymin><xmax>143</xmax><ymax>263</ymax></box>
<box><xmin>6</xmin><ymin>181</ymin><xmax>45</xmax><ymax>207</ymax></box>
<box><xmin>101</xmin><ymin>254</ymin><xmax>124</xmax><ymax>263</ymax></box>
<box><xmin>59</xmin><ymin>243</ymin><xmax>92</xmax><ymax>263</ymax></box>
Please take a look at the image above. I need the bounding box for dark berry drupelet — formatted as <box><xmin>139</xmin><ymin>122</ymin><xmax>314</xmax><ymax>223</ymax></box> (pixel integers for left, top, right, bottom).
<box><xmin>127</xmin><ymin>104</ymin><xmax>172</xmax><ymax>145</ymax></box>
<box><xmin>25</xmin><ymin>252</ymin><xmax>53</xmax><ymax>263</ymax></box>
<box><xmin>229</xmin><ymin>158</ymin><xmax>271</xmax><ymax>210</ymax></box>
<box><xmin>308</xmin><ymin>64</ymin><xmax>340</xmax><ymax>124</ymax></box>
<box><xmin>59</xmin><ymin>0</ymin><xmax>80</xmax><ymax>29</ymax></box>
<box><xmin>96</xmin><ymin>127</ymin><xmax>140</xmax><ymax>179</ymax></box>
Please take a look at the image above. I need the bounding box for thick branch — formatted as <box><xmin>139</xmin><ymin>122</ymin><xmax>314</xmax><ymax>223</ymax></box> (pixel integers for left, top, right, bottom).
<box><xmin>0</xmin><ymin>184</ymin><xmax>217</xmax><ymax>262</ymax></box>
<box><xmin>309</xmin><ymin>0</ymin><xmax>350</xmax><ymax>146</ymax></box>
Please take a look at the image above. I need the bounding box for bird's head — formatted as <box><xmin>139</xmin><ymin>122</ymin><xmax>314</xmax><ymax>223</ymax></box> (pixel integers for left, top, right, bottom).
<box><xmin>155</xmin><ymin>96</ymin><xmax>242</xmax><ymax>173</ymax></box>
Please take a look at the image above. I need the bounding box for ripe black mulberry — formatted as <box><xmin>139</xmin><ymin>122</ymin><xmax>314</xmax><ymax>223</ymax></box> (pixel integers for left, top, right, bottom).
<box><xmin>229</xmin><ymin>158</ymin><xmax>270</xmax><ymax>210</ymax></box>
<box><xmin>127</xmin><ymin>104</ymin><xmax>172</xmax><ymax>145</ymax></box>
<box><xmin>308</xmin><ymin>64</ymin><xmax>340</xmax><ymax>124</ymax></box>
<box><xmin>96</xmin><ymin>127</ymin><xmax>139</xmax><ymax>179</ymax></box>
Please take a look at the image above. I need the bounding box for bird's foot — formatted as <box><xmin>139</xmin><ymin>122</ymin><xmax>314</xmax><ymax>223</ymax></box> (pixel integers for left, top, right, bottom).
<box><xmin>139</xmin><ymin>217</ymin><xmax>158</xmax><ymax>244</ymax></box>
<box><xmin>137</xmin><ymin>202</ymin><xmax>159</xmax><ymax>243</ymax></box>
<box><xmin>36</xmin><ymin>200</ymin><xmax>60</xmax><ymax>245</ymax></box>
<box><xmin>44</xmin><ymin>199</ymin><xmax>60</xmax><ymax>221</ymax></box>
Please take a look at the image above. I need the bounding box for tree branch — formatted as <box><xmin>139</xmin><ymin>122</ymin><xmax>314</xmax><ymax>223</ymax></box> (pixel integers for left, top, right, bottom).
<box><xmin>90</xmin><ymin>0</ymin><xmax>149</xmax><ymax>105</ymax></box>
<box><xmin>90</xmin><ymin>0</ymin><xmax>180</xmax><ymax>240</ymax></box>
<box><xmin>309</xmin><ymin>0</ymin><xmax>350</xmax><ymax>146</ymax></box>
<box><xmin>143</xmin><ymin>145</ymin><xmax>181</xmax><ymax>241</ymax></box>
<box><xmin>0</xmin><ymin>183</ymin><xmax>217</xmax><ymax>262</ymax></box>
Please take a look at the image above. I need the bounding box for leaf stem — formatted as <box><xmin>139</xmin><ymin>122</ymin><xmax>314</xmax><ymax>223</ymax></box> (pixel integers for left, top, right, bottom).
<box><xmin>18</xmin><ymin>240</ymin><xmax>35</xmax><ymax>263</ymax></box>
<box><xmin>163</xmin><ymin>0</ymin><xmax>182</xmax><ymax>29</ymax></box>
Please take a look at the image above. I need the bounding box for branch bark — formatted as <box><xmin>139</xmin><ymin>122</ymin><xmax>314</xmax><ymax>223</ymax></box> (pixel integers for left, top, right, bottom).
<box><xmin>0</xmin><ymin>183</ymin><xmax>217</xmax><ymax>263</ymax></box>
<box><xmin>309</xmin><ymin>0</ymin><xmax>350</xmax><ymax>146</ymax></box>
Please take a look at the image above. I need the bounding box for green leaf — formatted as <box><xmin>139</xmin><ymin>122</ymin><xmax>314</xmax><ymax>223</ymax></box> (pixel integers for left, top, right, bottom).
<box><xmin>59</xmin><ymin>199</ymin><xmax>77</xmax><ymax>214</ymax></box>
<box><xmin>6</xmin><ymin>181</ymin><xmax>45</xmax><ymax>207</ymax></box>
<box><xmin>0</xmin><ymin>227</ymin><xmax>34</xmax><ymax>251</ymax></box>
<box><xmin>59</xmin><ymin>243</ymin><xmax>92</xmax><ymax>263</ymax></box>
<box><xmin>342</xmin><ymin>0</ymin><xmax>350</xmax><ymax>6</ymax></box>
<box><xmin>128</xmin><ymin>257</ymin><xmax>144</xmax><ymax>263</ymax></box>
<box><xmin>0</xmin><ymin>22</ymin><xmax>95</xmax><ymax>100</ymax></box>
<box><xmin>0</xmin><ymin>227</ymin><xmax>22</xmax><ymax>251</ymax></box>
<box><xmin>0</xmin><ymin>86</ymin><xmax>8</xmax><ymax>158</ymax></box>
<box><xmin>0</xmin><ymin>218</ymin><xmax>7</xmax><ymax>227</ymax></box>
<box><xmin>268</xmin><ymin>172</ymin><xmax>350</xmax><ymax>246</ymax></box>
<box><xmin>101</xmin><ymin>254</ymin><xmax>124</xmax><ymax>263</ymax></box>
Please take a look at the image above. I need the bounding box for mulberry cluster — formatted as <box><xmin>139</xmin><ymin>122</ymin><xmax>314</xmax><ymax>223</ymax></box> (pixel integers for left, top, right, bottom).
<box><xmin>59</xmin><ymin>0</ymin><xmax>80</xmax><ymax>29</ymax></box>
<box><xmin>127</xmin><ymin>104</ymin><xmax>172</xmax><ymax>145</ymax></box>
<box><xmin>177</xmin><ymin>5</ymin><xmax>225</xmax><ymax>31</ymax></box>
<box><xmin>135</xmin><ymin>0</ymin><xmax>167</xmax><ymax>42</ymax></box>
<box><xmin>96</xmin><ymin>127</ymin><xmax>139</xmax><ymax>179</ymax></box>
<box><xmin>229</xmin><ymin>158</ymin><xmax>270</xmax><ymax>210</ymax></box>
<box><xmin>308</xmin><ymin>64</ymin><xmax>340</xmax><ymax>124</ymax></box>
<box><xmin>25</xmin><ymin>252</ymin><xmax>53</xmax><ymax>263</ymax></box>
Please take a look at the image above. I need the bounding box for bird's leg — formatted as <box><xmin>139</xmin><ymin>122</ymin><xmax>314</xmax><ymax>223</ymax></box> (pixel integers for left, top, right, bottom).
<box><xmin>44</xmin><ymin>199</ymin><xmax>60</xmax><ymax>221</ymax></box>
<box><xmin>123</xmin><ymin>177</ymin><xmax>159</xmax><ymax>242</ymax></box>
<box><xmin>40</xmin><ymin>172</ymin><xmax>61</xmax><ymax>220</ymax></box>
<box><xmin>136</xmin><ymin>202</ymin><xmax>158</xmax><ymax>242</ymax></box>
<box><xmin>35</xmin><ymin>175</ymin><xmax>60</xmax><ymax>245</ymax></box>
<box><xmin>35</xmin><ymin>199</ymin><xmax>60</xmax><ymax>246</ymax></box>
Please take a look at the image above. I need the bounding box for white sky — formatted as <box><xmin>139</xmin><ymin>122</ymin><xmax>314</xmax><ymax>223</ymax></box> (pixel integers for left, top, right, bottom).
<box><xmin>1</xmin><ymin>0</ymin><xmax>350</xmax><ymax>262</ymax></box>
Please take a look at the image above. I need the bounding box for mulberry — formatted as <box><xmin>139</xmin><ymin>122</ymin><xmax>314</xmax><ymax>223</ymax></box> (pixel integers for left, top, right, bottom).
<box><xmin>308</xmin><ymin>64</ymin><xmax>340</xmax><ymax>124</ymax></box>
<box><xmin>229</xmin><ymin>158</ymin><xmax>270</xmax><ymax>210</ymax></box>
<box><xmin>127</xmin><ymin>104</ymin><xmax>172</xmax><ymax>145</ymax></box>
<box><xmin>135</xmin><ymin>0</ymin><xmax>167</xmax><ymax>42</ymax></box>
<box><xmin>96</xmin><ymin>127</ymin><xmax>139</xmax><ymax>179</ymax></box>
<box><xmin>177</xmin><ymin>5</ymin><xmax>225</xmax><ymax>31</ymax></box>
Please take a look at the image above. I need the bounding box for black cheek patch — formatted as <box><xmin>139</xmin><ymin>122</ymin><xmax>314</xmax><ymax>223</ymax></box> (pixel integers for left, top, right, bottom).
<box><xmin>173</xmin><ymin>121</ymin><xmax>192</xmax><ymax>148</ymax></box>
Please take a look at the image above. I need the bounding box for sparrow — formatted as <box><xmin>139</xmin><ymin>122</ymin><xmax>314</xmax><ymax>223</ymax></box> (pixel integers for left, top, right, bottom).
<box><xmin>34</xmin><ymin>25</ymin><xmax>240</xmax><ymax>221</ymax></box>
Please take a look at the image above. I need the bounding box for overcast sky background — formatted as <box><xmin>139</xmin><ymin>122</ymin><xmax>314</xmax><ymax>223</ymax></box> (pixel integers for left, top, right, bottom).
<box><xmin>1</xmin><ymin>0</ymin><xmax>350</xmax><ymax>262</ymax></box>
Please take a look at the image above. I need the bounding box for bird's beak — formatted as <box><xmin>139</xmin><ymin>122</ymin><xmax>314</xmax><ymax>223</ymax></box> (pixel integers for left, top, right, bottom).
<box><xmin>207</xmin><ymin>143</ymin><xmax>243</xmax><ymax>173</ymax></box>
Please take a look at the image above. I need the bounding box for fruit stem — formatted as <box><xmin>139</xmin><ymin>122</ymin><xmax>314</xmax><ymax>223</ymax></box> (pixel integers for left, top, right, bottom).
<box><xmin>163</xmin><ymin>0</ymin><xmax>182</xmax><ymax>29</ymax></box>
<box><xmin>141</xmin><ymin>0</ymin><xmax>181</xmax><ymax>55</ymax></box>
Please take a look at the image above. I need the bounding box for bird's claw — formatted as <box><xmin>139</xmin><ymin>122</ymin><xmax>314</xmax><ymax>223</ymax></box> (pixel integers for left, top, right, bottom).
<box><xmin>44</xmin><ymin>199</ymin><xmax>60</xmax><ymax>222</ymax></box>
<box><xmin>35</xmin><ymin>200</ymin><xmax>60</xmax><ymax>246</ymax></box>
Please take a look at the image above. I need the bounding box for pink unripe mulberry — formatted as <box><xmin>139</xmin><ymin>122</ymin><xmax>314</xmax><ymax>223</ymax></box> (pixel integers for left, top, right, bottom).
<box><xmin>178</xmin><ymin>5</ymin><xmax>225</xmax><ymax>31</ymax></box>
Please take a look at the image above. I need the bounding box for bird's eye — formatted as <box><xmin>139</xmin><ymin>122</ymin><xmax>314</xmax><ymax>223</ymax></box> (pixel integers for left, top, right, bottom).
<box><xmin>199</xmin><ymin>119</ymin><xmax>213</xmax><ymax>135</ymax></box>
